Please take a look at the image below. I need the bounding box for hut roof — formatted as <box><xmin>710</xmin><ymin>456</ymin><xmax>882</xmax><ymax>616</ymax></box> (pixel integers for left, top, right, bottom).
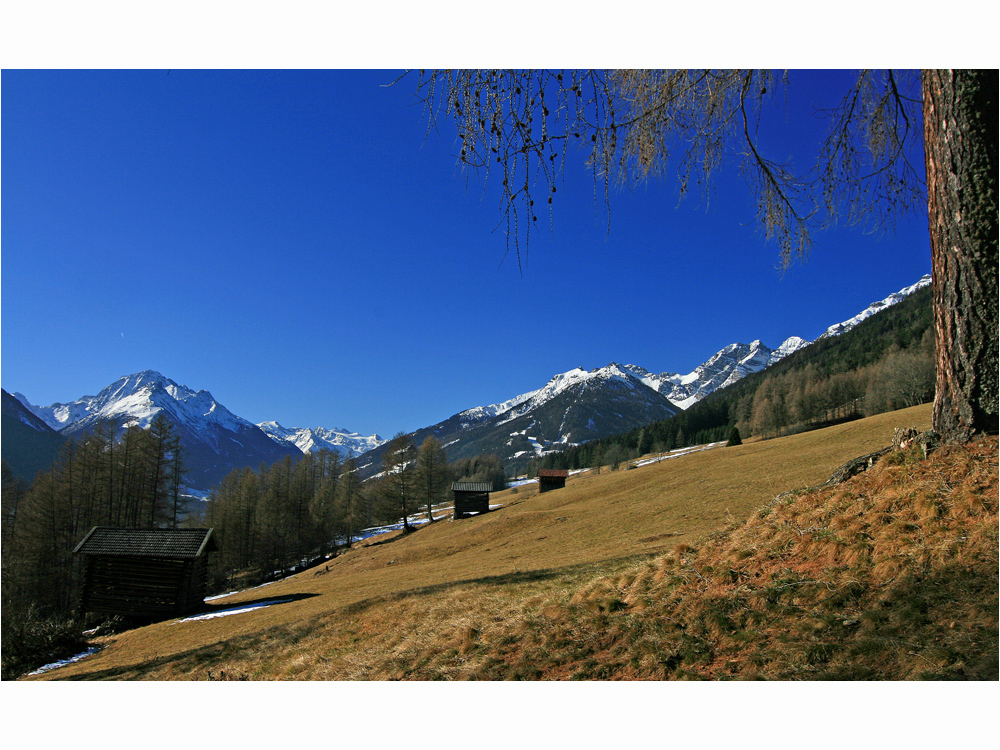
<box><xmin>73</xmin><ymin>527</ymin><xmax>217</xmax><ymax>559</ymax></box>
<box><xmin>452</xmin><ymin>482</ymin><xmax>494</xmax><ymax>493</ymax></box>
<box><xmin>537</xmin><ymin>469</ymin><xmax>569</xmax><ymax>478</ymax></box>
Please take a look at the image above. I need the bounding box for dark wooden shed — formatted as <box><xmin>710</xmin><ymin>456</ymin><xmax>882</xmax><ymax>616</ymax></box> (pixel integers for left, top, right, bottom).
<box><xmin>452</xmin><ymin>482</ymin><xmax>492</xmax><ymax>519</ymax></box>
<box><xmin>73</xmin><ymin>527</ymin><xmax>218</xmax><ymax>619</ymax></box>
<box><xmin>537</xmin><ymin>468</ymin><xmax>568</xmax><ymax>493</ymax></box>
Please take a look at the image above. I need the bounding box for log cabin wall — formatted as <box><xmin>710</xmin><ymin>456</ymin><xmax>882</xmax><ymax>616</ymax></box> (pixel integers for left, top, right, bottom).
<box><xmin>73</xmin><ymin>527</ymin><xmax>217</xmax><ymax>619</ymax></box>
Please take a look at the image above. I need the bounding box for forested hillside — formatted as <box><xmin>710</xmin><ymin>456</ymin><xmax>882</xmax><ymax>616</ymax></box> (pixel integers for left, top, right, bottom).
<box><xmin>528</xmin><ymin>284</ymin><xmax>933</xmax><ymax>474</ymax></box>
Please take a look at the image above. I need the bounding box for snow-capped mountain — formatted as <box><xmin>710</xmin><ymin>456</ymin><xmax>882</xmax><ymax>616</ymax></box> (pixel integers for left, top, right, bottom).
<box><xmin>9</xmin><ymin>275</ymin><xmax>931</xmax><ymax>488</ymax></box>
<box><xmin>17</xmin><ymin>370</ymin><xmax>251</xmax><ymax>436</ymax></box>
<box><xmin>489</xmin><ymin>362</ymin><xmax>681</xmax><ymax>457</ymax></box>
<box><xmin>13</xmin><ymin>371</ymin><xmax>302</xmax><ymax>493</ymax></box>
<box><xmin>611</xmin><ymin>274</ymin><xmax>931</xmax><ymax>412</ymax></box>
<box><xmin>4</xmin><ymin>388</ymin><xmax>59</xmax><ymax>434</ymax></box>
<box><xmin>258</xmin><ymin>421</ymin><xmax>384</xmax><ymax>457</ymax></box>
<box><xmin>458</xmin><ymin>364</ymin><xmax>649</xmax><ymax>427</ymax></box>
<box><xmin>355</xmin><ymin>363</ymin><xmax>680</xmax><ymax>477</ymax></box>
<box><xmin>818</xmin><ymin>274</ymin><xmax>932</xmax><ymax>339</ymax></box>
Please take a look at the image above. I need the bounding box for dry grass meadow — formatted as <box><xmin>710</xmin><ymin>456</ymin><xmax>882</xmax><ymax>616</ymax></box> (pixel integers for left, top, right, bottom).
<box><xmin>25</xmin><ymin>402</ymin><xmax>995</xmax><ymax>681</ymax></box>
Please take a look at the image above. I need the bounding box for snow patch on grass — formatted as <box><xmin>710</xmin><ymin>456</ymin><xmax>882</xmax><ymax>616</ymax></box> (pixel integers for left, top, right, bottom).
<box><xmin>27</xmin><ymin>646</ymin><xmax>102</xmax><ymax>675</ymax></box>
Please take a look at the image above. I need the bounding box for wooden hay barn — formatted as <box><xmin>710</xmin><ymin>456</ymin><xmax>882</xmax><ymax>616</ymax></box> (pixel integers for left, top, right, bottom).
<box><xmin>452</xmin><ymin>482</ymin><xmax>492</xmax><ymax>519</ymax></box>
<box><xmin>537</xmin><ymin>468</ymin><xmax>568</xmax><ymax>493</ymax></box>
<box><xmin>73</xmin><ymin>527</ymin><xmax>218</xmax><ymax>619</ymax></box>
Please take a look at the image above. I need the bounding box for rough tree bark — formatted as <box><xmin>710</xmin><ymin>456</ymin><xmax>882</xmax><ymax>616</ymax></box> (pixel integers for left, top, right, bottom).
<box><xmin>922</xmin><ymin>69</ymin><xmax>999</xmax><ymax>441</ymax></box>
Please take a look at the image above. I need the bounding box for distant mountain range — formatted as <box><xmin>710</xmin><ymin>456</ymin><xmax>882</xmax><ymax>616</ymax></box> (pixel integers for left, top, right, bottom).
<box><xmin>351</xmin><ymin>274</ymin><xmax>929</xmax><ymax>476</ymax></box>
<box><xmin>256</xmin><ymin>421</ymin><xmax>384</xmax><ymax>457</ymax></box>
<box><xmin>4</xmin><ymin>274</ymin><xmax>930</xmax><ymax>490</ymax></box>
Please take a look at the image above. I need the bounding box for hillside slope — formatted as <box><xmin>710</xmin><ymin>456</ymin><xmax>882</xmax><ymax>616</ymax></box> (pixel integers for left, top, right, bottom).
<box><xmin>1</xmin><ymin>388</ymin><xmax>66</xmax><ymax>482</ymax></box>
<box><xmin>451</xmin><ymin>434</ymin><xmax>998</xmax><ymax>680</ymax></box>
<box><xmin>24</xmin><ymin>404</ymin><xmax>973</xmax><ymax>681</ymax></box>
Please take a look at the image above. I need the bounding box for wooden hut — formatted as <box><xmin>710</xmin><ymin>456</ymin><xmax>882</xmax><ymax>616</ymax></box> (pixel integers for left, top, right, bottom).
<box><xmin>73</xmin><ymin>527</ymin><xmax>218</xmax><ymax>619</ymax></box>
<box><xmin>537</xmin><ymin>468</ymin><xmax>568</xmax><ymax>493</ymax></box>
<box><xmin>452</xmin><ymin>482</ymin><xmax>492</xmax><ymax>519</ymax></box>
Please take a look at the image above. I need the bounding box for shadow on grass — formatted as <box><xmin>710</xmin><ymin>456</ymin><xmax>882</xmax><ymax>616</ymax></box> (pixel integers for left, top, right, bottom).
<box><xmin>50</xmin><ymin>556</ymin><xmax>652</xmax><ymax>680</ymax></box>
<box><xmin>360</xmin><ymin>526</ymin><xmax>420</xmax><ymax>548</ymax></box>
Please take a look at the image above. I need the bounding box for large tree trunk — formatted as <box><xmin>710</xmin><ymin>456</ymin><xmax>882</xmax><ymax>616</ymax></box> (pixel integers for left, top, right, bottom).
<box><xmin>922</xmin><ymin>69</ymin><xmax>999</xmax><ymax>440</ymax></box>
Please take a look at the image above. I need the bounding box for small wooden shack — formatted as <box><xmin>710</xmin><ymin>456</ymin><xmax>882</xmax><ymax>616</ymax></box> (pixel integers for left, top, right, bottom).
<box><xmin>452</xmin><ymin>482</ymin><xmax>492</xmax><ymax>519</ymax></box>
<box><xmin>73</xmin><ymin>526</ymin><xmax>218</xmax><ymax>619</ymax></box>
<box><xmin>537</xmin><ymin>468</ymin><xmax>568</xmax><ymax>493</ymax></box>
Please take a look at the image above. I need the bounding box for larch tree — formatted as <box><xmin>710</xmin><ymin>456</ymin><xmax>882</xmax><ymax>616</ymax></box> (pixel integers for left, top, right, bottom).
<box><xmin>381</xmin><ymin>432</ymin><xmax>418</xmax><ymax>532</ymax></box>
<box><xmin>336</xmin><ymin>456</ymin><xmax>364</xmax><ymax>548</ymax></box>
<box><xmin>409</xmin><ymin>69</ymin><xmax>997</xmax><ymax>442</ymax></box>
<box><xmin>415</xmin><ymin>436</ymin><xmax>451</xmax><ymax>523</ymax></box>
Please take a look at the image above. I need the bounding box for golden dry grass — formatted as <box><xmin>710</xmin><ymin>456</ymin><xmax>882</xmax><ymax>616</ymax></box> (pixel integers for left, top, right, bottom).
<box><xmin>452</xmin><ymin>432</ymin><xmax>998</xmax><ymax>681</ymax></box>
<box><xmin>26</xmin><ymin>405</ymin><xmax>942</xmax><ymax>680</ymax></box>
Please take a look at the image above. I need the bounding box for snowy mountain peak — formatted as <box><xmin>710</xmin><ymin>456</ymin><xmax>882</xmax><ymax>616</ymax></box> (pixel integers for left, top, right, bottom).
<box><xmin>256</xmin><ymin>421</ymin><xmax>385</xmax><ymax>457</ymax></box>
<box><xmin>16</xmin><ymin>371</ymin><xmax>253</xmax><ymax>435</ymax></box>
<box><xmin>12</xmin><ymin>372</ymin><xmax>308</xmax><ymax>493</ymax></box>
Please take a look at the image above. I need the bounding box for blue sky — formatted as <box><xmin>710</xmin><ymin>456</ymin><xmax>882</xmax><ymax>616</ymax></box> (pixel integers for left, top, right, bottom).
<box><xmin>2</xmin><ymin>68</ymin><xmax>933</xmax><ymax>438</ymax></box>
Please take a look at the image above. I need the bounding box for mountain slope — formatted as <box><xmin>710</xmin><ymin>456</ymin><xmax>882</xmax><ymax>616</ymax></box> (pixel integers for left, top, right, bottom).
<box><xmin>561</xmin><ymin>281</ymin><xmax>936</xmax><ymax>467</ymax></box>
<box><xmin>623</xmin><ymin>274</ymin><xmax>930</xmax><ymax>411</ymax></box>
<box><xmin>352</xmin><ymin>274</ymin><xmax>931</xmax><ymax>477</ymax></box>
<box><xmin>818</xmin><ymin>273</ymin><xmax>931</xmax><ymax>339</ymax></box>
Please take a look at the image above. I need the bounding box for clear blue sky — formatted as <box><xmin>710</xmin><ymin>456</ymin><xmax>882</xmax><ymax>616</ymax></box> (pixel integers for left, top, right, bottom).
<box><xmin>2</xmin><ymin>68</ymin><xmax>932</xmax><ymax>437</ymax></box>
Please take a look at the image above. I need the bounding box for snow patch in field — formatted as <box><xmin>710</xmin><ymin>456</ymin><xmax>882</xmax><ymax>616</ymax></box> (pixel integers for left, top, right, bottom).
<box><xmin>633</xmin><ymin>441</ymin><xmax>726</xmax><ymax>467</ymax></box>
<box><xmin>178</xmin><ymin>598</ymin><xmax>295</xmax><ymax>622</ymax></box>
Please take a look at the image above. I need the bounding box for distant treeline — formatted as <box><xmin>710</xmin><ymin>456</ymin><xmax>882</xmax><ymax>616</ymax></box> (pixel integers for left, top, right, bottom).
<box><xmin>527</xmin><ymin>285</ymin><xmax>933</xmax><ymax>474</ymax></box>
